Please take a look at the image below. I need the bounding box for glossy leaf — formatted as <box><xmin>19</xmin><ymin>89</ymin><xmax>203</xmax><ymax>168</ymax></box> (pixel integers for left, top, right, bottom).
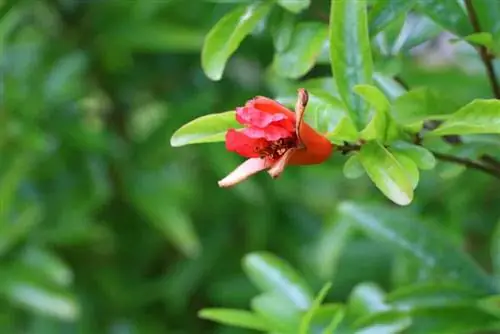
<box><xmin>272</xmin><ymin>22</ymin><xmax>328</xmax><ymax>79</ymax></box>
<box><xmin>430</xmin><ymin>99</ymin><xmax>500</xmax><ymax>136</ymax></box>
<box><xmin>170</xmin><ymin>111</ymin><xmax>239</xmax><ymax>147</ymax></box>
<box><xmin>392</xmin><ymin>151</ymin><xmax>419</xmax><ymax>190</ymax></box>
<box><xmin>391</xmin><ymin>87</ymin><xmax>459</xmax><ymax>125</ymax></box>
<box><xmin>369</xmin><ymin>0</ymin><xmax>417</xmax><ymax>36</ymax></box>
<box><xmin>470</xmin><ymin>0</ymin><xmax>500</xmax><ymax>40</ymax></box>
<box><xmin>390</xmin><ymin>141</ymin><xmax>436</xmax><ymax>170</ymax></box>
<box><xmin>299</xmin><ymin>282</ymin><xmax>332</xmax><ymax>334</ymax></box>
<box><xmin>416</xmin><ymin>0</ymin><xmax>472</xmax><ymax>36</ymax></box>
<box><xmin>339</xmin><ymin>202</ymin><xmax>497</xmax><ymax>293</ymax></box>
<box><xmin>462</xmin><ymin>32</ymin><xmax>494</xmax><ymax>49</ymax></box>
<box><xmin>313</xmin><ymin>215</ymin><xmax>353</xmax><ymax>280</ymax></box>
<box><xmin>243</xmin><ymin>252</ymin><xmax>314</xmax><ymax>310</ymax></box>
<box><xmin>198</xmin><ymin>308</ymin><xmax>270</xmax><ymax>331</ymax></box>
<box><xmin>347</xmin><ymin>283</ymin><xmax>390</xmax><ymax>321</ymax></box>
<box><xmin>343</xmin><ymin>154</ymin><xmax>365</xmax><ymax>179</ymax></box>
<box><xmin>406</xmin><ymin>306</ymin><xmax>500</xmax><ymax>334</ymax></box>
<box><xmin>277</xmin><ymin>0</ymin><xmax>310</xmax><ymax>14</ymax></box>
<box><xmin>492</xmin><ymin>220</ymin><xmax>500</xmax><ymax>281</ymax></box>
<box><xmin>201</xmin><ymin>2</ymin><xmax>272</xmax><ymax>80</ymax></box>
<box><xmin>1</xmin><ymin>279</ymin><xmax>79</xmax><ymax>321</ymax></box>
<box><xmin>270</xmin><ymin>9</ymin><xmax>295</xmax><ymax>52</ymax></box>
<box><xmin>373</xmin><ymin>73</ymin><xmax>406</xmax><ymax>101</ymax></box>
<box><xmin>355</xmin><ymin>311</ymin><xmax>412</xmax><ymax>334</ymax></box>
<box><xmin>329</xmin><ymin>0</ymin><xmax>373</xmax><ymax>130</ymax></box>
<box><xmin>358</xmin><ymin>141</ymin><xmax>413</xmax><ymax>206</ymax></box>
<box><xmin>386</xmin><ymin>282</ymin><xmax>482</xmax><ymax>309</ymax></box>
<box><xmin>306</xmin><ymin>304</ymin><xmax>345</xmax><ymax>334</ymax></box>
<box><xmin>354</xmin><ymin>84</ymin><xmax>391</xmax><ymax>141</ymax></box>
<box><xmin>251</xmin><ymin>291</ymin><xmax>302</xmax><ymax>332</ymax></box>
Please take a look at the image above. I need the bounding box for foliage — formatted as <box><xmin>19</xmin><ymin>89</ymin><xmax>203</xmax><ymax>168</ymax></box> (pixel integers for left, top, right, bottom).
<box><xmin>2</xmin><ymin>0</ymin><xmax>500</xmax><ymax>333</ymax></box>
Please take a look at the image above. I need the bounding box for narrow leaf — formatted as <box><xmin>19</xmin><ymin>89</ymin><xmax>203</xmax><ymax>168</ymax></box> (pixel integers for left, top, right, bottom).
<box><xmin>358</xmin><ymin>141</ymin><xmax>413</xmax><ymax>206</ymax></box>
<box><xmin>339</xmin><ymin>202</ymin><xmax>497</xmax><ymax>294</ymax></box>
<box><xmin>271</xmin><ymin>9</ymin><xmax>295</xmax><ymax>52</ymax></box>
<box><xmin>170</xmin><ymin>111</ymin><xmax>240</xmax><ymax>147</ymax></box>
<box><xmin>430</xmin><ymin>99</ymin><xmax>500</xmax><ymax>136</ymax></box>
<box><xmin>369</xmin><ymin>0</ymin><xmax>417</xmax><ymax>36</ymax></box>
<box><xmin>343</xmin><ymin>154</ymin><xmax>365</xmax><ymax>179</ymax></box>
<box><xmin>201</xmin><ymin>2</ymin><xmax>272</xmax><ymax>80</ymax></box>
<box><xmin>273</xmin><ymin>22</ymin><xmax>328</xmax><ymax>79</ymax></box>
<box><xmin>329</xmin><ymin>0</ymin><xmax>373</xmax><ymax>129</ymax></box>
<box><xmin>300</xmin><ymin>282</ymin><xmax>332</xmax><ymax>334</ymax></box>
<box><xmin>390</xmin><ymin>141</ymin><xmax>436</xmax><ymax>170</ymax></box>
<box><xmin>391</xmin><ymin>87</ymin><xmax>459</xmax><ymax>125</ymax></box>
<box><xmin>277</xmin><ymin>0</ymin><xmax>310</xmax><ymax>14</ymax></box>
<box><xmin>416</xmin><ymin>0</ymin><xmax>472</xmax><ymax>36</ymax></box>
<box><xmin>243</xmin><ymin>252</ymin><xmax>314</xmax><ymax>310</ymax></box>
<box><xmin>198</xmin><ymin>308</ymin><xmax>270</xmax><ymax>331</ymax></box>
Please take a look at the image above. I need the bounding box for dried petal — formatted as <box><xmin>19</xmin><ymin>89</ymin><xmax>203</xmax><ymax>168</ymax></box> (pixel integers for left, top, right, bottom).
<box><xmin>218</xmin><ymin>157</ymin><xmax>271</xmax><ymax>188</ymax></box>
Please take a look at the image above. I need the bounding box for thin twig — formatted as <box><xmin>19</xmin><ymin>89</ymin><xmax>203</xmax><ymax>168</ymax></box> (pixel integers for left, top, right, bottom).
<box><xmin>464</xmin><ymin>0</ymin><xmax>500</xmax><ymax>99</ymax></box>
<box><xmin>431</xmin><ymin>151</ymin><xmax>500</xmax><ymax>179</ymax></box>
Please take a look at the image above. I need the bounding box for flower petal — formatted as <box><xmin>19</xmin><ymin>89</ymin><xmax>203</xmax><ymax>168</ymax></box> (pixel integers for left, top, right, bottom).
<box><xmin>236</xmin><ymin>106</ymin><xmax>293</xmax><ymax>130</ymax></box>
<box><xmin>247</xmin><ymin>97</ymin><xmax>296</xmax><ymax>120</ymax></box>
<box><xmin>243</xmin><ymin>125</ymin><xmax>293</xmax><ymax>141</ymax></box>
<box><xmin>218</xmin><ymin>157</ymin><xmax>271</xmax><ymax>188</ymax></box>
<box><xmin>225</xmin><ymin>129</ymin><xmax>268</xmax><ymax>158</ymax></box>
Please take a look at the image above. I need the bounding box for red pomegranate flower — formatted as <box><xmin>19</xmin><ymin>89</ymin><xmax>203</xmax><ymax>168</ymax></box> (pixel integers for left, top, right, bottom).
<box><xmin>218</xmin><ymin>89</ymin><xmax>334</xmax><ymax>187</ymax></box>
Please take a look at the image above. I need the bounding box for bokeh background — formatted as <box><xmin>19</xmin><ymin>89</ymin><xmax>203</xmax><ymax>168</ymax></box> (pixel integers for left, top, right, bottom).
<box><xmin>2</xmin><ymin>0</ymin><xmax>500</xmax><ymax>333</ymax></box>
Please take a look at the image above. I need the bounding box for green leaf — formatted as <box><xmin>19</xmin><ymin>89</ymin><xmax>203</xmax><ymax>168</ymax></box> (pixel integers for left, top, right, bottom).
<box><xmin>406</xmin><ymin>306</ymin><xmax>500</xmax><ymax>334</ymax></box>
<box><xmin>373</xmin><ymin>73</ymin><xmax>406</xmax><ymax>101</ymax></box>
<box><xmin>201</xmin><ymin>2</ymin><xmax>272</xmax><ymax>80</ymax></box>
<box><xmin>272</xmin><ymin>22</ymin><xmax>328</xmax><ymax>79</ymax></box>
<box><xmin>369</xmin><ymin>0</ymin><xmax>417</xmax><ymax>36</ymax></box>
<box><xmin>338</xmin><ymin>202</ymin><xmax>497</xmax><ymax>294</ymax></box>
<box><xmin>198</xmin><ymin>308</ymin><xmax>271</xmax><ymax>331</ymax></box>
<box><xmin>170</xmin><ymin>111</ymin><xmax>240</xmax><ymax>147</ymax></box>
<box><xmin>387</xmin><ymin>282</ymin><xmax>482</xmax><ymax>309</ymax></box>
<box><xmin>492</xmin><ymin>220</ymin><xmax>500</xmax><ymax>281</ymax></box>
<box><xmin>127</xmin><ymin>171</ymin><xmax>201</xmax><ymax>257</ymax></box>
<box><xmin>270</xmin><ymin>9</ymin><xmax>295</xmax><ymax>52</ymax></box>
<box><xmin>430</xmin><ymin>99</ymin><xmax>500</xmax><ymax>136</ymax></box>
<box><xmin>321</xmin><ymin>305</ymin><xmax>345</xmax><ymax>334</ymax></box>
<box><xmin>391</xmin><ymin>87</ymin><xmax>459</xmax><ymax>126</ymax></box>
<box><xmin>306</xmin><ymin>304</ymin><xmax>345</xmax><ymax>334</ymax></box>
<box><xmin>0</xmin><ymin>275</ymin><xmax>79</xmax><ymax>321</ymax></box>
<box><xmin>478</xmin><ymin>294</ymin><xmax>500</xmax><ymax>318</ymax></box>
<box><xmin>329</xmin><ymin>0</ymin><xmax>373</xmax><ymax>130</ymax></box>
<box><xmin>313</xmin><ymin>215</ymin><xmax>354</xmax><ymax>280</ymax></box>
<box><xmin>390</xmin><ymin>142</ymin><xmax>436</xmax><ymax>170</ymax></box>
<box><xmin>392</xmin><ymin>151</ymin><xmax>419</xmax><ymax>190</ymax></box>
<box><xmin>347</xmin><ymin>282</ymin><xmax>390</xmax><ymax>320</ymax></box>
<box><xmin>354</xmin><ymin>84</ymin><xmax>391</xmax><ymax>141</ymax></box>
<box><xmin>251</xmin><ymin>291</ymin><xmax>302</xmax><ymax>332</ymax></box>
<box><xmin>461</xmin><ymin>32</ymin><xmax>494</xmax><ymax>49</ymax></box>
<box><xmin>299</xmin><ymin>282</ymin><xmax>332</xmax><ymax>334</ymax></box>
<box><xmin>243</xmin><ymin>252</ymin><xmax>314</xmax><ymax>310</ymax></box>
<box><xmin>277</xmin><ymin>0</ymin><xmax>310</xmax><ymax>13</ymax></box>
<box><xmin>416</xmin><ymin>0</ymin><xmax>472</xmax><ymax>36</ymax></box>
<box><xmin>470</xmin><ymin>0</ymin><xmax>500</xmax><ymax>40</ymax></box>
<box><xmin>343</xmin><ymin>154</ymin><xmax>365</xmax><ymax>179</ymax></box>
<box><xmin>358</xmin><ymin>141</ymin><xmax>413</xmax><ymax>206</ymax></box>
<box><xmin>355</xmin><ymin>311</ymin><xmax>412</xmax><ymax>334</ymax></box>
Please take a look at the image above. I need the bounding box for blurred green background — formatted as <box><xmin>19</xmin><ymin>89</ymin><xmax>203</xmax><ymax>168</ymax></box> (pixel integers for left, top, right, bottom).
<box><xmin>2</xmin><ymin>0</ymin><xmax>500</xmax><ymax>333</ymax></box>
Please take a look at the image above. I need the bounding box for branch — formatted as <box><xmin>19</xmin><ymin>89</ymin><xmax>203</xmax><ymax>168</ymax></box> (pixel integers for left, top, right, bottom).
<box><xmin>431</xmin><ymin>151</ymin><xmax>500</xmax><ymax>180</ymax></box>
<box><xmin>464</xmin><ymin>0</ymin><xmax>500</xmax><ymax>99</ymax></box>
